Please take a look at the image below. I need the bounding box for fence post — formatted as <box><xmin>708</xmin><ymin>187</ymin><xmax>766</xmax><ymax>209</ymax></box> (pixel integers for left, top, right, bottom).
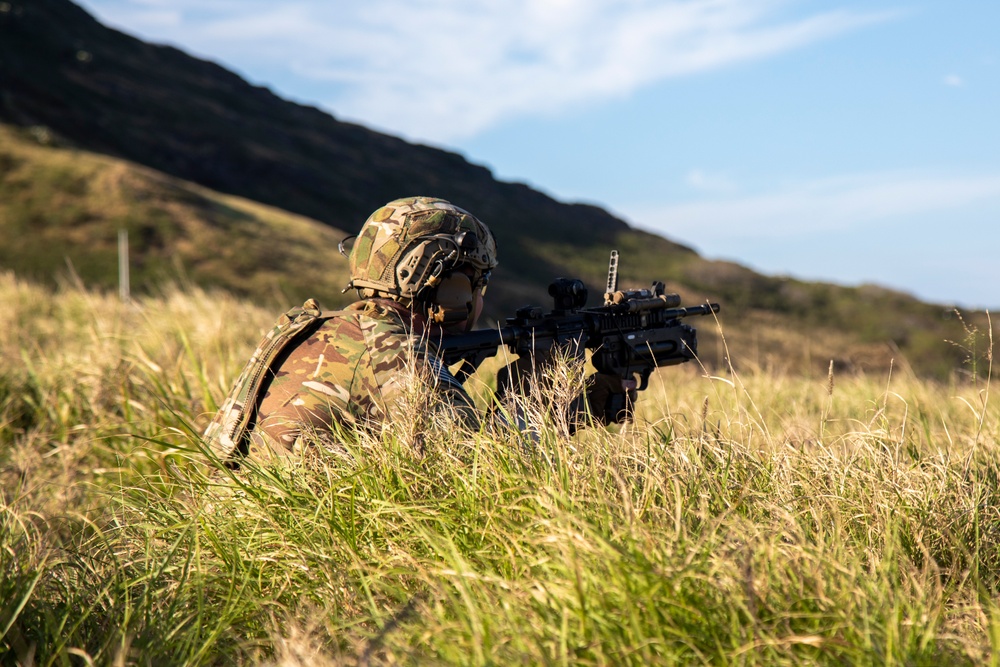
<box><xmin>118</xmin><ymin>228</ymin><xmax>130</xmax><ymax>304</ymax></box>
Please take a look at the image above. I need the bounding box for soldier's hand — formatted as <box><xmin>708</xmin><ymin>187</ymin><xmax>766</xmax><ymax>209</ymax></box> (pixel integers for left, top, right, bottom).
<box><xmin>586</xmin><ymin>373</ymin><xmax>638</xmax><ymax>425</ymax></box>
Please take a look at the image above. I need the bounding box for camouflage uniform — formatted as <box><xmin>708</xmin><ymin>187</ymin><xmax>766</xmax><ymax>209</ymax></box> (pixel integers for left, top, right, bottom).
<box><xmin>248</xmin><ymin>298</ymin><xmax>478</xmax><ymax>459</ymax></box>
<box><xmin>205</xmin><ymin>196</ymin><xmax>496</xmax><ymax>464</ymax></box>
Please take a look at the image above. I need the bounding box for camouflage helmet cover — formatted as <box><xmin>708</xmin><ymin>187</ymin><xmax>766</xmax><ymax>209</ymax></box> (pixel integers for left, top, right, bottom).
<box><xmin>347</xmin><ymin>197</ymin><xmax>498</xmax><ymax>301</ymax></box>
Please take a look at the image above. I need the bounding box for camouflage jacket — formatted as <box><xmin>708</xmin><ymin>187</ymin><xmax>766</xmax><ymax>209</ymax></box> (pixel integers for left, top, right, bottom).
<box><xmin>246</xmin><ymin>299</ymin><xmax>478</xmax><ymax>459</ymax></box>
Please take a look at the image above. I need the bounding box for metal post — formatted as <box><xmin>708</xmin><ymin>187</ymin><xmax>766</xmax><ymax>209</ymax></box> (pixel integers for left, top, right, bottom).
<box><xmin>118</xmin><ymin>228</ymin><xmax>130</xmax><ymax>303</ymax></box>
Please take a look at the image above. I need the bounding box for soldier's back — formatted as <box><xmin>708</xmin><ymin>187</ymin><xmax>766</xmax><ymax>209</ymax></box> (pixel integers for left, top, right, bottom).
<box><xmin>250</xmin><ymin>300</ymin><xmax>417</xmax><ymax>458</ymax></box>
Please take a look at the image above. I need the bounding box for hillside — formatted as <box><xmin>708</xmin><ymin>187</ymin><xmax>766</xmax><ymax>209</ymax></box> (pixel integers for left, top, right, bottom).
<box><xmin>0</xmin><ymin>0</ymin><xmax>990</xmax><ymax>380</ymax></box>
<box><xmin>0</xmin><ymin>0</ymin><xmax>696</xmax><ymax>310</ymax></box>
<box><xmin>0</xmin><ymin>123</ymin><xmax>353</xmax><ymax>303</ymax></box>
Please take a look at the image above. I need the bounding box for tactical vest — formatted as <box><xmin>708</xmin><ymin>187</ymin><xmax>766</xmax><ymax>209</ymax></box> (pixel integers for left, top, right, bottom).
<box><xmin>203</xmin><ymin>298</ymin><xmax>330</xmax><ymax>463</ymax></box>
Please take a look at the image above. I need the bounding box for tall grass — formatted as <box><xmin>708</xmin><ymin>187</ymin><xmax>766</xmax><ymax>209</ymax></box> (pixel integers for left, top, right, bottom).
<box><xmin>1</xmin><ymin>271</ymin><xmax>998</xmax><ymax>665</ymax></box>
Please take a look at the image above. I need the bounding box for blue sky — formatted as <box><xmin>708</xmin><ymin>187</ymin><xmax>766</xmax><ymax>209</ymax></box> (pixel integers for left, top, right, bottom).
<box><xmin>77</xmin><ymin>0</ymin><xmax>1000</xmax><ymax>309</ymax></box>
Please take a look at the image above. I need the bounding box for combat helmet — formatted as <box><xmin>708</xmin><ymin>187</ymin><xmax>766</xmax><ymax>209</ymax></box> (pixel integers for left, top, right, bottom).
<box><xmin>343</xmin><ymin>197</ymin><xmax>498</xmax><ymax>326</ymax></box>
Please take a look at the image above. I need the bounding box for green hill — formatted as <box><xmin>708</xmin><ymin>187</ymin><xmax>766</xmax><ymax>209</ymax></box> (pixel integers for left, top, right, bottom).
<box><xmin>0</xmin><ymin>124</ymin><xmax>352</xmax><ymax>303</ymax></box>
<box><xmin>0</xmin><ymin>0</ymin><xmax>990</xmax><ymax>380</ymax></box>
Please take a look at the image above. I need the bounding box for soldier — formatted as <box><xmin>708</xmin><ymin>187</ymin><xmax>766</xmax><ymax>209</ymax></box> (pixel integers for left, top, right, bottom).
<box><xmin>204</xmin><ymin>196</ymin><xmax>633</xmax><ymax>463</ymax></box>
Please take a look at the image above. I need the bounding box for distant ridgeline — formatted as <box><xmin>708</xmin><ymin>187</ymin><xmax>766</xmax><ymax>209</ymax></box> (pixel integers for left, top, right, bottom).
<box><xmin>0</xmin><ymin>0</ymin><xmax>987</xmax><ymax>379</ymax></box>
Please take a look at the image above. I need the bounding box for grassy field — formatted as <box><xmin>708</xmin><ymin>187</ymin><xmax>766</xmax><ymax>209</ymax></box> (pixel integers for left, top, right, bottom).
<box><xmin>1</xmin><ymin>272</ymin><xmax>998</xmax><ymax>666</ymax></box>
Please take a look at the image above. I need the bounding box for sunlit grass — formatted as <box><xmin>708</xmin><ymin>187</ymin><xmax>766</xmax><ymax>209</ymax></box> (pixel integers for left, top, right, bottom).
<box><xmin>1</xmin><ymin>273</ymin><xmax>998</xmax><ymax>665</ymax></box>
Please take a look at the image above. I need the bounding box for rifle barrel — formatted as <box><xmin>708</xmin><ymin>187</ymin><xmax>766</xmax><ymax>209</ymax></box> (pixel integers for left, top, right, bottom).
<box><xmin>669</xmin><ymin>303</ymin><xmax>720</xmax><ymax>318</ymax></box>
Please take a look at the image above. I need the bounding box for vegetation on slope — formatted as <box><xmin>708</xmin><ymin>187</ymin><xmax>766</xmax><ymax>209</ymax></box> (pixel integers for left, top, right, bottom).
<box><xmin>0</xmin><ymin>124</ymin><xmax>352</xmax><ymax>306</ymax></box>
<box><xmin>1</xmin><ymin>276</ymin><xmax>998</xmax><ymax>664</ymax></box>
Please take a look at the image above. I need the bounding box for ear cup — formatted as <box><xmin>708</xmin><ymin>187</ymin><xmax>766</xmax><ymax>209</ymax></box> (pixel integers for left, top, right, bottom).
<box><xmin>428</xmin><ymin>273</ymin><xmax>474</xmax><ymax>325</ymax></box>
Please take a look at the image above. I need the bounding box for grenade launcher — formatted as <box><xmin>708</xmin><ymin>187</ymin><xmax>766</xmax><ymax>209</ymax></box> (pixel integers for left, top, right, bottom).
<box><xmin>438</xmin><ymin>251</ymin><xmax>721</xmax><ymax>389</ymax></box>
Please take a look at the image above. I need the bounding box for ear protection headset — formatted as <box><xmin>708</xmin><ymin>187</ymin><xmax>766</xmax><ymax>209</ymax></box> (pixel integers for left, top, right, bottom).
<box><xmin>419</xmin><ymin>251</ymin><xmax>490</xmax><ymax>332</ymax></box>
<box><xmin>342</xmin><ymin>230</ymin><xmax>491</xmax><ymax>331</ymax></box>
<box><xmin>427</xmin><ymin>271</ymin><xmax>476</xmax><ymax>328</ymax></box>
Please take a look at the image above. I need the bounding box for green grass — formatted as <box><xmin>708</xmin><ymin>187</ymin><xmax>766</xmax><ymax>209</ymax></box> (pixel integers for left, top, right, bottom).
<box><xmin>1</xmin><ymin>272</ymin><xmax>998</xmax><ymax>665</ymax></box>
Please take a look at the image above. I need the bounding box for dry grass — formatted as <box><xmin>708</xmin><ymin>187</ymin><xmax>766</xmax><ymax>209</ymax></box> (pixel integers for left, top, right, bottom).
<box><xmin>1</xmin><ymin>274</ymin><xmax>998</xmax><ymax>665</ymax></box>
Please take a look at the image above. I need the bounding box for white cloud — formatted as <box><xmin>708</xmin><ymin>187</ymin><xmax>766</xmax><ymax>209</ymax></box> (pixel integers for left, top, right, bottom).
<box><xmin>943</xmin><ymin>74</ymin><xmax>964</xmax><ymax>87</ymax></box>
<box><xmin>624</xmin><ymin>170</ymin><xmax>1000</xmax><ymax>242</ymax></box>
<box><xmin>686</xmin><ymin>168</ymin><xmax>737</xmax><ymax>194</ymax></box>
<box><xmin>314</xmin><ymin>1</ymin><xmax>896</xmax><ymax>142</ymax></box>
<box><xmin>79</xmin><ymin>0</ymin><xmax>896</xmax><ymax>143</ymax></box>
<box><xmin>82</xmin><ymin>5</ymin><xmax>182</xmax><ymax>30</ymax></box>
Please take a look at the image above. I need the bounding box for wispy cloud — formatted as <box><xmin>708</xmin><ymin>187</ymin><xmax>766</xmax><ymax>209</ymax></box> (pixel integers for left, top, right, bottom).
<box><xmin>685</xmin><ymin>168</ymin><xmax>737</xmax><ymax>194</ymax></box>
<box><xmin>80</xmin><ymin>0</ymin><xmax>896</xmax><ymax>143</ymax></box>
<box><xmin>624</xmin><ymin>170</ymin><xmax>1000</xmax><ymax>241</ymax></box>
<box><xmin>943</xmin><ymin>74</ymin><xmax>964</xmax><ymax>87</ymax></box>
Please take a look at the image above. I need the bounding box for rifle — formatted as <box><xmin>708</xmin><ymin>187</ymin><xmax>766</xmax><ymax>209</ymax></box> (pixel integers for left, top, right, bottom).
<box><xmin>439</xmin><ymin>251</ymin><xmax>721</xmax><ymax>390</ymax></box>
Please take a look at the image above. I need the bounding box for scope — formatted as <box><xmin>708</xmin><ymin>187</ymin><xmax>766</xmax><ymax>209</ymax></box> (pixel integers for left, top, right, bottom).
<box><xmin>548</xmin><ymin>278</ymin><xmax>588</xmax><ymax>311</ymax></box>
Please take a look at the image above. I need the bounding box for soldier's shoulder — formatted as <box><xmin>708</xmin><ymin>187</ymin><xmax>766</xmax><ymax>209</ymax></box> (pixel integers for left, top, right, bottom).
<box><xmin>297</xmin><ymin>300</ymin><xmax>407</xmax><ymax>348</ymax></box>
<box><xmin>319</xmin><ymin>300</ymin><xmax>408</xmax><ymax>329</ymax></box>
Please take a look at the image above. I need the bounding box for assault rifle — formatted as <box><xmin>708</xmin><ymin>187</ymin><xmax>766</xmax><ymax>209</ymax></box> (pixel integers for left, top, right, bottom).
<box><xmin>439</xmin><ymin>251</ymin><xmax>721</xmax><ymax>389</ymax></box>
